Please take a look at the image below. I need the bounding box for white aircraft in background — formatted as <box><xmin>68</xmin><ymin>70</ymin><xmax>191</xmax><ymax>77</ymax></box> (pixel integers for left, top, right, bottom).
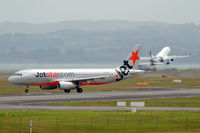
<box><xmin>140</xmin><ymin>46</ymin><xmax>191</xmax><ymax>66</ymax></box>
<box><xmin>8</xmin><ymin>45</ymin><xmax>144</xmax><ymax>93</ymax></box>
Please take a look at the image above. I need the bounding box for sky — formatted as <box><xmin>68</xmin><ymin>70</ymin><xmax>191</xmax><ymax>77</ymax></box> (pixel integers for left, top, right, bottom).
<box><xmin>0</xmin><ymin>0</ymin><xmax>200</xmax><ymax>24</ymax></box>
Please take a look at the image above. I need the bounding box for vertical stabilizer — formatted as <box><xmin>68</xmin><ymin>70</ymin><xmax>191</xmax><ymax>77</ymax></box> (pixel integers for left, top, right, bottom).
<box><xmin>123</xmin><ymin>45</ymin><xmax>142</xmax><ymax>69</ymax></box>
<box><xmin>115</xmin><ymin>45</ymin><xmax>142</xmax><ymax>81</ymax></box>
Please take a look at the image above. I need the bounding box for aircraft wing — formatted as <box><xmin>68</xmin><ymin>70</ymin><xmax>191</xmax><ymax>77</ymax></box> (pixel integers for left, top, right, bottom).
<box><xmin>56</xmin><ymin>75</ymin><xmax>111</xmax><ymax>82</ymax></box>
<box><xmin>140</xmin><ymin>57</ymin><xmax>152</xmax><ymax>60</ymax></box>
<box><xmin>168</xmin><ymin>54</ymin><xmax>191</xmax><ymax>59</ymax></box>
<box><xmin>139</xmin><ymin>62</ymin><xmax>163</xmax><ymax>65</ymax></box>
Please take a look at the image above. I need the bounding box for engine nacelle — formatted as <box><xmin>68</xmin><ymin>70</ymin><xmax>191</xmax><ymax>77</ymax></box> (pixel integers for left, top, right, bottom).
<box><xmin>57</xmin><ymin>82</ymin><xmax>77</xmax><ymax>90</ymax></box>
<box><xmin>159</xmin><ymin>57</ymin><xmax>164</xmax><ymax>62</ymax></box>
<box><xmin>40</xmin><ymin>85</ymin><xmax>57</xmax><ymax>90</ymax></box>
<box><xmin>171</xmin><ymin>58</ymin><xmax>175</xmax><ymax>61</ymax></box>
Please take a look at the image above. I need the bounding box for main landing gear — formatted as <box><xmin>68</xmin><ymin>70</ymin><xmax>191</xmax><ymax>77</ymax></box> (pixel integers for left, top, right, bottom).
<box><xmin>77</xmin><ymin>88</ymin><xmax>83</xmax><ymax>93</ymax></box>
<box><xmin>64</xmin><ymin>89</ymin><xmax>71</xmax><ymax>93</ymax></box>
<box><xmin>64</xmin><ymin>88</ymin><xmax>83</xmax><ymax>93</ymax></box>
<box><xmin>25</xmin><ymin>86</ymin><xmax>29</xmax><ymax>93</ymax></box>
<box><xmin>75</xmin><ymin>82</ymin><xmax>83</xmax><ymax>93</ymax></box>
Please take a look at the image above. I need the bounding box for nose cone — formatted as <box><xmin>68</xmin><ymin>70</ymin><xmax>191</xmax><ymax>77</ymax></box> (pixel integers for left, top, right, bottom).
<box><xmin>8</xmin><ymin>76</ymin><xmax>13</xmax><ymax>83</ymax></box>
<box><xmin>8</xmin><ymin>76</ymin><xmax>16</xmax><ymax>84</ymax></box>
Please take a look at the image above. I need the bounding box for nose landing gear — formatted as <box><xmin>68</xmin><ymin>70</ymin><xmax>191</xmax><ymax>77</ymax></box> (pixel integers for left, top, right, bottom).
<box><xmin>25</xmin><ymin>86</ymin><xmax>29</xmax><ymax>93</ymax></box>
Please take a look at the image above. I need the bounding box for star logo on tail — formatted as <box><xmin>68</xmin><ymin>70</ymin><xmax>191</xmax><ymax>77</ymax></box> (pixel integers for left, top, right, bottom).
<box><xmin>128</xmin><ymin>50</ymin><xmax>140</xmax><ymax>66</ymax></box>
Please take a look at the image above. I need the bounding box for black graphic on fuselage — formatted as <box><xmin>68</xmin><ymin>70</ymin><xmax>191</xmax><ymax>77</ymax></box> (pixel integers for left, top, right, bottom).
<box><xmin>115</xmin><ymin>60</ymin><xmax>133</xmax><ymax>81</ymax></box>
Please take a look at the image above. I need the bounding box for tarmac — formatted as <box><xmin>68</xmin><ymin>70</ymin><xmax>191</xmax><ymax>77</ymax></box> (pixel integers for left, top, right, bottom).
<box><xmin>0</xmin><ymin>87</ymin><xmax>200</xmax><ymax>111</ymax></box>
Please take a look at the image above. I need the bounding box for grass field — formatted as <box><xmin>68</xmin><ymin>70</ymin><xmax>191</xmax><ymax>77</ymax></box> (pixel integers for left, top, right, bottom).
<box><xmin>0</xmin><ymin>110</ymin><xmax>200</xmax><ymax>133</ymax></box>
<box><xmin>0</xmin><ymin>70</ymin><xmax>200</xmax><ymax>95</ymax></box>
<box><xmin>0</xmin><ymin>71</ymin><xmax>200</xmax><ymax>133</ymax></box>
<box><xmin>0</xmin><ymin>73</ymin><xmax>12</xmax><ymax>76</ymax></box>
<box><xmin>47</xmin><ymin>97</ymin><xmax>200</xmax><ymax>107</ymax></box>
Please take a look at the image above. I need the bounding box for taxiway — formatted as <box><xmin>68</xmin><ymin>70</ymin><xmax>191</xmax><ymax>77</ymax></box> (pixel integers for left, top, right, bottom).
<box><xmin>0</xmin><ymin>87</ymin><xmax>200</xmax><ymax>111</ymax></box>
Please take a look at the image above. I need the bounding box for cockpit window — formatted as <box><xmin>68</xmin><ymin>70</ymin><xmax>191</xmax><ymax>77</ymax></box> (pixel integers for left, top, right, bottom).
<box><xmin>13</xmin><ymin>73</ymin><xmax>22</xmax><ymax>76</ymax></box>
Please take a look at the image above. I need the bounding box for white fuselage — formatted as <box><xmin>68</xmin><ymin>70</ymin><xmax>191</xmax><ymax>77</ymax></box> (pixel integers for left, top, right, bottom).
<box><xmin>156</xmin><ymin>47</ymin><xmax>171</xmax><ymax>59</ymax></box>
<box><xmin>8</xmin><ymin>68</ymin><xmax>144</xmax><ymax>86</ymax></box>
<box><xmin>154</xmin><ymin>47</ymin><xmax>171</xmax><ymax>62</ymax></box>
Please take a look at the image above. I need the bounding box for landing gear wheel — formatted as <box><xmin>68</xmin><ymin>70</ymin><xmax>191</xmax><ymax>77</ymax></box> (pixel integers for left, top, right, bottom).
<box><xmin>77</xmin><ymin>88</ymin><xmax>83</xmax><ymax>93</ymax></box>
<box><xmin>25</xmin><ymin>89</ymin><xmax>29</xmax><ymax>93</ymax></box>
<box><xmin>64</xmin><ymin>89</ymin><xmax>71</xmax><ymax>93</ymax></box>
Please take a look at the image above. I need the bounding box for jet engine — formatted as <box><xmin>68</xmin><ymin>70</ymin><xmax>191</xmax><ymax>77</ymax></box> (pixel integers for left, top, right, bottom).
<box><xmin>40</xmin><ymin>85</ymin><xmax>57</xmax><ymax>90</ymax></box>
<box><xmin>57</xmin><ymin>82</ymin><xmax>77</xmax><ymax>90</ymax></box>
<box><xmin>158</xmin><ymin>57</ymin><xmax>164</xmax><ymax>62</ymax></box>
<box><xmin>171</xmin><ymin>58</ymin><xmax>175</xmax><ymax>61</ymax></box>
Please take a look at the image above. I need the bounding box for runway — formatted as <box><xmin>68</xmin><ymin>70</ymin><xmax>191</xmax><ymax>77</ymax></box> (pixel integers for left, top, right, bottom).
<box><xmin>0</xmin><ymin>87</ymin><xmax>200</xmax><ymax>111</ymax></box>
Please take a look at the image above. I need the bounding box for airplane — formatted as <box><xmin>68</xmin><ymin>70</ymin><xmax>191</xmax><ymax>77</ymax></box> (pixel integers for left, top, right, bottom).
<box><xmin>140</xmin><ymin>46</ymin><xmax>191</xmax><ymax>66</ymax></box>
<box><xmin>8</xmin><ymin>45</ymin><xmax>145</xmax><ymax>93</ymax></box>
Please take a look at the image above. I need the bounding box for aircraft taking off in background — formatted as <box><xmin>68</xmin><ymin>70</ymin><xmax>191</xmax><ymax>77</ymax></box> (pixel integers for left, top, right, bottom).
<box><xmin>140</xmin><ymin>46</ymin><xmax>191</xmax><ymax>66</ymax></box>
<box><xmin>8</xmin><ymin>45</ymin><xmax>144</xmax><ymax>93</ymax></box>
